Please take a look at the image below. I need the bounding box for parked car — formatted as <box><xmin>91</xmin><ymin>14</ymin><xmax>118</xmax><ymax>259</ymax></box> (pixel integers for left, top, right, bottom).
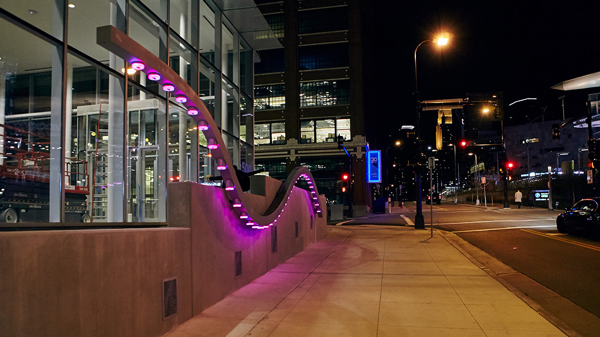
<box><xmin>426</xmin><ymin>192</ymin><xmax>441</xmax><ymax>205</ymax></box>
<box><xmin>556</xmin><ymin>198</ymin><xmax>600</xmax><ymax>236</ymax></box>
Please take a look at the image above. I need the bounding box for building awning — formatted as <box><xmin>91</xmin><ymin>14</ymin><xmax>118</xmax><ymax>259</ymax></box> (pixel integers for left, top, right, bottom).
<box><xmin>551</xmin><ymin>71</ymin><xmax>600</xmax><ymax>91</ymax></box>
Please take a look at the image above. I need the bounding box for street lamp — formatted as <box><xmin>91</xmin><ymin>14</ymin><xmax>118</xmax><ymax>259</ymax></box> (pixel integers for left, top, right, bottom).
<box><xmin>413</xmin><ymin>32</ymin><xmax>450</xmax><ymax>229</ymax></box>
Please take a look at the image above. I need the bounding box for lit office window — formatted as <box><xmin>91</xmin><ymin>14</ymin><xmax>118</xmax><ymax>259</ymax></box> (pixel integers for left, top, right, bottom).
<box><xmin>300</xmin><ymin>80</ymin><xmax>349</xmax><ymax>107</ymax></box>
<box><xmin>265</xmin><ymin>14</ymin><xmax>284</xmax><ymax>38</ymax></box>
<box><xmin>300</xmin><ymin>118</ymin><xmax>351</xmax><ymax>144</ymax></box>
<box><xmin>254</xmin><ymin>122</ymin><xmax>286</xmax><ymax>145</ymax></box>
<box><xmin>254</xmin><ymin>85</ymin><xmax>285</xmax><ymax>110</ymax></box>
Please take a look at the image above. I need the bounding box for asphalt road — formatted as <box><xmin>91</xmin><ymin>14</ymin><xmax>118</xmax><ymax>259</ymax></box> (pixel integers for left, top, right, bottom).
<box><xmin>333</xmin><ymin>203</ymin><xmax>600</xmax><ymax>335</ymax></box>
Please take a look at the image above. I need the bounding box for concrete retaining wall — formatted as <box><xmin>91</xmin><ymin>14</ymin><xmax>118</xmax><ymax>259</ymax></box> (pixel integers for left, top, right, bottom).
<box><xmin>0</xmin><ymin>177</ymin><xmax>326</xmax><ymax>337</ymax></box>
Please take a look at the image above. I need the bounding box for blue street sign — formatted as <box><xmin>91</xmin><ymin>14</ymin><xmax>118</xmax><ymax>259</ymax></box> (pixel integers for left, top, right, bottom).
<box><xmin>367</xmin><ymin>150</ymin><xmax>381</xmax><ymax>183</ymax></box>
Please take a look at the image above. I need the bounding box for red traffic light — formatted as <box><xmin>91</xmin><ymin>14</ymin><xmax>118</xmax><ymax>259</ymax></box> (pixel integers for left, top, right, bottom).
<box><xmin>460</xmin><ymin>140</ymin><xmax>467</xmax><ymax>148</ymax></box>
<box><xmin>507</xmin><ymin>162</ymin><xmax>514</xmax><ymax>168</ymax></box>
<box><xmin>342</xmin><ymin>186</ymin><xmax>347</xmax><ymax>192</ymax></box>
<box><xmin>342</xmin><ymin>174</ymin><xmax>349</xmax><ymax>181</ymax></box>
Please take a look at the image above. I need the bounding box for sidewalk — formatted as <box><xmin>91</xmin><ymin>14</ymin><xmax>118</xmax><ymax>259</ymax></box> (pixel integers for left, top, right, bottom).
<box><xmin>164</xmin><ymin>222</ymin><xmax>565</xmax><ymax>336</ymax></box>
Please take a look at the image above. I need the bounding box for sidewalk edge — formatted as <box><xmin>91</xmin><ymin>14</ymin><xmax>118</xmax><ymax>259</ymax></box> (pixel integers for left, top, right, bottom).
<box><xmin>437</xmin><ymin>230</ymin><xmax>581</xmax><ymax>337</ymax></box>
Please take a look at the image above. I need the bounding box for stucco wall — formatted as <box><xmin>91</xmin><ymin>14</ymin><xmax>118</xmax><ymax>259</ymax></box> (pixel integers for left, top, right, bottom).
<box><xmin>0</xmin><ymin>178</ymin><xmax>326</xmax><ymax>337</ymax></box>
<box><xmin>0</xmin><ymin>228</ymin><xmax>192</xmax><ymax>337</ymax></box>
<box><xmin>167</xmin><ymin>180</ymin><xmax>326</xmax><ymax>314</ymax></box>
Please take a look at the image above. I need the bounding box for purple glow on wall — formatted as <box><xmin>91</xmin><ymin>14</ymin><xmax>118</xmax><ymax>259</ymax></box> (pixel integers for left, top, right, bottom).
<box><xmin>131</xmin><ymin>61</ymin><xmax>145</xmax><ymax>71</ymax></box>
<box><xmin>198</xmin><ymin>121</ymin><xmax>209</xmax><ymax>131</ymax></box>
<box><xmin>162</xmin><ymin>83</ymin><xmax>175</xmax><ymax>92</ymax></box>
<box><xmin>147</xmin><ymin>72</ymin><xmax>161</xmax><ymax>81</ymax></box>
<box><xmin>176</xmin><ymin>95</ymin><xmax>188</xmax><ymax>103</ymax></box>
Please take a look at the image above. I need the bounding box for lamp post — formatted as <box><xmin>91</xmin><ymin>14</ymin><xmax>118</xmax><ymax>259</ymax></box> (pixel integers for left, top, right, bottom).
<box><xmin>413</xmin><ymin>33</ymin><xmax>450</xmax><ymax>230</ymax></box>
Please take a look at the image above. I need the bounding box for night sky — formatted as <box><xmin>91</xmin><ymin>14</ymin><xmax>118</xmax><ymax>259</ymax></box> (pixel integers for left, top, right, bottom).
<box><xmin>370</xmin><ymin>1</ymin><xmax>600</xmax><ymax>147</ymax></box>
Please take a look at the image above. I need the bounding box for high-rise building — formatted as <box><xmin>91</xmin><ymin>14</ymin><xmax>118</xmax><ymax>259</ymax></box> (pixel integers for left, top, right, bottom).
<box><xmin>252</xmin><ymin>0</ymin><xmax>373</xmax><ymax>215</ymax></box>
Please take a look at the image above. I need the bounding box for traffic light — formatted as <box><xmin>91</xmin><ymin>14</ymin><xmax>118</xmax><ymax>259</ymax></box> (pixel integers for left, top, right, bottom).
<box><xmin>460</xmin><ymin>140</ymin><xmax>468</xmax><ymax>148</ymax></box>
<box><xmin>589</xmin><ymin>139</ymin><xmax>598</xmax><ymax>161</ymax></box>
<box><xmin>506</xmin><ymin>161</ymin><xmax>514</xmax><ymax>180</ymax></box>
<box><xmin>552</xmin><ymin>123</ymin><xmax>561</xmax><ymax>140</ymax></box>
<box><xmin>341</xmin><ymin>173</ymin><xmax>349</xmax><ymax>192</ymax></box>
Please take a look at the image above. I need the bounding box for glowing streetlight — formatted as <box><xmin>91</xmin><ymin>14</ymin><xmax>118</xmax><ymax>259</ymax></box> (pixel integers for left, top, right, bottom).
<box><xmin>413</xmin><ymin>32</ymin><xmax>451</xmax><ymax>229</ymax></box>
<box><xmin>482</xmin><ymin>108</ymin><xmax>490</xmax><ymax>113</ymax></box>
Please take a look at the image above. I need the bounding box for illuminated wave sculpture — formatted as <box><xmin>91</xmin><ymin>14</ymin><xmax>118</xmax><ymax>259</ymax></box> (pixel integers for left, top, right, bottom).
<box><xmin>97</xmin><ymin>26</ymin><xmax>323</xmax><ymax>229</ymax></box>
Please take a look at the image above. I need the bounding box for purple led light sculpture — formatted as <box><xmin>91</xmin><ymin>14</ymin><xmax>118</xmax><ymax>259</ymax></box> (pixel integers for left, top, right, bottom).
<box><xmin>131</xmin><ymin>61</ymin><xmax>145</xmax><ymax>71</ymax></box>
<box><xmin>187</xmin><ymin>108</ymin><xmax>199</xmax><ymax>116</ymax></box>
<box><xmin>147</xmin><ymin>73</ymin><xmax>161</xmax><ymax>81</ymax></box>
<box><xmin>176</xmin><ymin>95</ymin><xmax>188</xmax><ymax>103</ymax></box>
<box><xmin>207</xmin><ymin>138</ymin><xmax>218</xmax><ymax>150</ymax></box>
<box><xmin>216</xmin><ymin>159</ymin><xmax>227</xmax><ymax>171</ymax></box>
<box><xmin>198</xmin><ymin>121</ymin><xmax>209</xmax><ymax>131</ymax></box>
<box><xmin>162</xmin><ymin>83</ymin><xmax>175</xmax><ymax>92</ymax></box>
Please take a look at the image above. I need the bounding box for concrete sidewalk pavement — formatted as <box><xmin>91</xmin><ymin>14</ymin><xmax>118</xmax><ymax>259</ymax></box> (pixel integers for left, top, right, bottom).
<box><xmin>164</xmin><ymin>224</ymin><xmax>565</xmax><ymax>337</ymax></box>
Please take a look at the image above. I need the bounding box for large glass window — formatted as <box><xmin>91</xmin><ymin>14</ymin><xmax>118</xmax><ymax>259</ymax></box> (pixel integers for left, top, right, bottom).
<box><xmin>254</xmin><ymin>84</ymin><xmax>285</xmax><ymax>110</ymax></box>
<box><xmin>254</xmin><ymin>122</ymin><xmax>286</xmax><ymax>146</ymax></box>
<box><xmin>255</xmin><ymin>49</ymin><xmax>285</xmax><ymax>74</ymax></box>
<box><xmin>129</xmin><ymin>2</ymin><xmax>168</xmax><ymax>63</ymax></box>
<box><xmin>299</xmin><ymin>7</ymin><xmax>348</xmax><ymax>34</ymax></box>
<box><xmin>170</xmin><ymin>0</ymin><xmax>199</xmax><ymax>49</ymax></box>
<box><xmin>0</xmin><ymin>18</ymin><xmax>66</xmax><ymax>223</ymax></box>
<box><xmin>199</xmin><ymin>58</ymin><xmax>216</xmax><ymax>116</ymax></box>
<box><xmin>265</xmin><ymin>14</ymin><xmax>284</xmax><ymax>38</ymax></box>
<box><xmin>299</xmin><ymin>43</ymin><xmax>348</xmax><ymax>70</ymax></box>
<box><xmin>300</xmin><ymin>80</ymin><xmax>350</xmax><ymax>107</ymax></box>
<box><xmin>301</xmin><ymin>118</ymin><xmax>351</xmax><ymax>144</ymax></box>
<box><xmin>1</xmin><ymin>0</ymin><xmax>65</xmax><ymax>41</ymax></box>
<box><xmin>199</xmin><ymin>0</ymin><xmax>216</xmax><ymax>65</ymax></box>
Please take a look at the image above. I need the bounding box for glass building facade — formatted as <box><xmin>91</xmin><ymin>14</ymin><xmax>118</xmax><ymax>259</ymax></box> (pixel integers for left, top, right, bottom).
<box><xmin>253</xmin><ymin>1</ymin><xmax>371</xmax><ymax>211</ymax></box>
<box><xmin>0</xmin><ymin>0</ymin><xmax>277</xmax><ymax>224</ymax></box>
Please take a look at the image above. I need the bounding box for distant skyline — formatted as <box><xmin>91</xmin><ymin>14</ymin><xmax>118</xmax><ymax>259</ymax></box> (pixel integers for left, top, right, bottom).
<box><xmin>370</xmin><ymin>1</ymin><xmax>600</xmax><ymax>146</ymax></box>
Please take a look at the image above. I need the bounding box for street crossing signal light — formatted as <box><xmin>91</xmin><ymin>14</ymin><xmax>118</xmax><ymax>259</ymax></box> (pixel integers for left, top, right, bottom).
<box><xmin>337</xmin><ymin>135</ymin><xmax>344</xmax><ymax>150</ymax></box>
<box><xmin>341</xmin><ymin>173</ymin><xmax>349</xmax><ymax>192</ymax></box>
<box><xmin>589</xmin><ymin>139</ymin><xmax>599</xmax><ymax>161</ymax></box>
<box><xmin>552</xmin><ymin>123</ymin><xmax>561</xmax><ymax>140</ymax></box>
<box><xmin>460</xmin><ymin>140</ymin><xmax>467</xmax><ymax>148</ymax></box>
<box><xmin>342</xmin><ymin>173</ymin><xmax>349</xmax><ymax>181</ymax></box>
<box><xmin>507</xmin><ymin>162</ymin><xmax>514</xmax><ymax>180</ymax></box>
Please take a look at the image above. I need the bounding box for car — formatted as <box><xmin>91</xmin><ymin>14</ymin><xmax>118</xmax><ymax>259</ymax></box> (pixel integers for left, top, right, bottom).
<box><xmin>556</xmin><ymin>198</ymin><xmax>600</xmax><ymax>236</ymax></box>
<box><xmin>426</xmin><ymin>192</ymin><xmax>441</xmax><ymax>205</ymax></box>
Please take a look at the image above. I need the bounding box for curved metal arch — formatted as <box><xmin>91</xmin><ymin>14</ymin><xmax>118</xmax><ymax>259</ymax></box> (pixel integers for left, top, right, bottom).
<box><xmin>96</xmin><ymin>26</ymin><xmax>322</xmax><ymax>228</ymax></box>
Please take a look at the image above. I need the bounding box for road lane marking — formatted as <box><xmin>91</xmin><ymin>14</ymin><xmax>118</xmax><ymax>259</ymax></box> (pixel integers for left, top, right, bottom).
<box><xmin>440</xmin><ymin>219</ymin><xmax>554</xmax><ymax>226</ymax></box>
<box><xmin>400</xmin><ymin>215</ymin><xmax>415</xmax><ymax>227</ymax></box>
<box><xmin>521</xmin><ymin>229</ymin><xmax>600</xmax><ymax>252</ymax></box>
<box><xmin>453</xmin><ymin>225</ymin><xmax>554</xmax><ymax>233</ymax></box>
<box><xmin>335</xmin><ymin>220</ymin><xmax>353</xmax><ymax>226</ymax></box>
